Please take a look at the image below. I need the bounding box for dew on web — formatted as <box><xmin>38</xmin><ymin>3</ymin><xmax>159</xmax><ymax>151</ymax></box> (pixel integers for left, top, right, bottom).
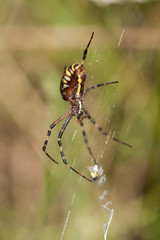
<box><xmin>112</xmin><ymin>130</ymin><xmax>116</xmax><ymax>138</ymax></box>
<box><xmin>105</xmin><ymin>134</ymin><xmax>110</xmax><ymax>145</ymax></box>
<box><xmin>72</xmin><ymin>158</ymin><xmax>76</xmax><ymax>168</ymax></box>
<box><xmin>118</xmin><ymin>29</ymin><xmax>125</xmax><ymax>48</ymax></box>
<box><xmin>102</xmin><ymin>208</ymin><xmax>114</xmax><ymax>240</ymax></box>
<box><xmin>96</xmin><ymin>165</ymin><xmax>114</xmax><ymax>240</ymax></box>
<box><xmin>71</xmin><ymin>129</ymin><xmax>77</xmax><ymax>142</ymax></box>
<box><xmin>60</xmin><ymin>210</ymin><xmax>71</xmax><ymax>240</ymax></box>
<box><xmin>98</xmin><ymin>165</ymin><xmax>104</xmax><ymax>177</ymax></box>
<box><xmin>98</xmin><ymin>190</ymin><xmax>109</xmax><ymax>201</ymax></box>
<box><xmin>60</xmin><ymin>192</ymin><xmax>76</xmax><ymax>240</ymax></box>
<box><xmin>100</xmin><ymin>148</ymin><xmax>105</xmax><ymax>159</ymax></box>
<box><xmin>98</xmin><ymin>174</ymin><xmax>107</xmax><ymax>186</ymax></box>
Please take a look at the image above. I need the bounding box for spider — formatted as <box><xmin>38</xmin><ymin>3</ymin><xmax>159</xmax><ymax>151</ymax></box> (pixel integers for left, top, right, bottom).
<box><xmin>42</xmin><ymin>32</ymin><xmax>132</xmax><ymax>183</ymax></box>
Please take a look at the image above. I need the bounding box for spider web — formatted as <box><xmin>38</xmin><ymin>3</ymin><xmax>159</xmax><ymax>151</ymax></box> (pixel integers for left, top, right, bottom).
<box><xmin>59</xmin><ymin>161</ymin><xmax>114</xmax><ymax>240</ymax></box>
<box><xmin>59</xmin><ymin>27</ymin><xmax>128</xmax><ymax>240</ymax></box>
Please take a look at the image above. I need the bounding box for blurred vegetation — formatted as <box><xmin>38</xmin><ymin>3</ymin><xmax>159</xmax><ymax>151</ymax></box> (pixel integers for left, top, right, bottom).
<box><xmin>0</xmin><ymin>0</ymin><xmax>160</xmax><ymax>239</ymax></box>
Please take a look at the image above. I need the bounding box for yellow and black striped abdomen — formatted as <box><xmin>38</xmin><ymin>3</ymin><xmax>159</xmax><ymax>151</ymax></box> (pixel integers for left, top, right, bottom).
<box><xmin>60</xmin><ymin>64</ymin><xmax>86</xmax><ymax>102</ymax></box>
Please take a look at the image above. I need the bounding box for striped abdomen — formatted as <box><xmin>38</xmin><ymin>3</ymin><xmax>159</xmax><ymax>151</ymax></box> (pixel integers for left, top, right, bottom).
<box><xmin>60</xmin><ymin>63</ymin><xmax>86</xmax><ymax>102</ymax></box>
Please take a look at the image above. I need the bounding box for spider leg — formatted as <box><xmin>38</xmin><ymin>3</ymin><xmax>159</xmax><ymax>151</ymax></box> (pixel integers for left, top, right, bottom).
<box><xmin>58</xmin><ymin>114</ymin><xmax>92</xmax><ymax>183</ymax></box>
<box><xmin>84</xmin><ymin>81</ymin><xmax>119</xmax><ymax>98</ymax></box>
<box><xmin>83</xmin><ymin>107</ymin><xmax>132</xmax><ymax>148</ymax></box>
<box><xmin>42</xmin><ymin>111</ymin><xmax>71</xmax><ymax>164</ymax></box>
<box><xmin>81</xmin><ymin>32</ymin><xmax>94</xmax><ymax>65</ymax></box>
<box><xmin>78</xmin><ymin>119</ymin><xmax>97</xmax><ymax>165</ymax></box>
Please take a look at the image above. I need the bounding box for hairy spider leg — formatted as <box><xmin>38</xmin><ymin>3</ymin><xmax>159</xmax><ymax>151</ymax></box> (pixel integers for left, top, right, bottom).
<box><xmin>83</xmin><ymin>107</ymin><xmax>132</xmax><ymax>148</ymax></box>
<box><xmin>84</xmin><ymin>81</ymin><xmax>119</xmax><ymax>98</ymax></box>
<box><xmin>79</xmin><ymin>119</ymin><xmax>97</xmax><ymax>165</ymax></box>
<box><xmin>81</xmin><ymin>32</ymin><xmax>94</xmax><ymax>65</ymax></box>
<box><xmin>58</xmin><ymin>114</ymin><xmax>92</xmax><ymax>183</ymax></box>
<box><xmin>42</xmin><ymin>111</ymin><xmax>72</xmax><ymax>164</ymax></box>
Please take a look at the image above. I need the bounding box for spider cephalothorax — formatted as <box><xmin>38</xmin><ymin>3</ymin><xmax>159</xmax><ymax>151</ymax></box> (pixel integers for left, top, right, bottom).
<box><xmin>42</xmin><ymin>32</ymin><xmax>132</xmax><ymax>183</ymax></box>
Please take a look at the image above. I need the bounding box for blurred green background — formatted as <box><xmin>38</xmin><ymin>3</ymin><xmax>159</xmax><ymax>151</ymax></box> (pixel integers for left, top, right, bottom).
<box><xmin>0</xmin><ymin>0</ymin><xmax>160</xmax><ymax>239</ymax></box>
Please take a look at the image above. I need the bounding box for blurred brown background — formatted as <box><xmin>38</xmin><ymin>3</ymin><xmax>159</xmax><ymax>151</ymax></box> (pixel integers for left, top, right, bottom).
<box><xmin>0</xmin><ymin>0</ymin><xmax>160</xmax><ymax>239</ymax></box>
